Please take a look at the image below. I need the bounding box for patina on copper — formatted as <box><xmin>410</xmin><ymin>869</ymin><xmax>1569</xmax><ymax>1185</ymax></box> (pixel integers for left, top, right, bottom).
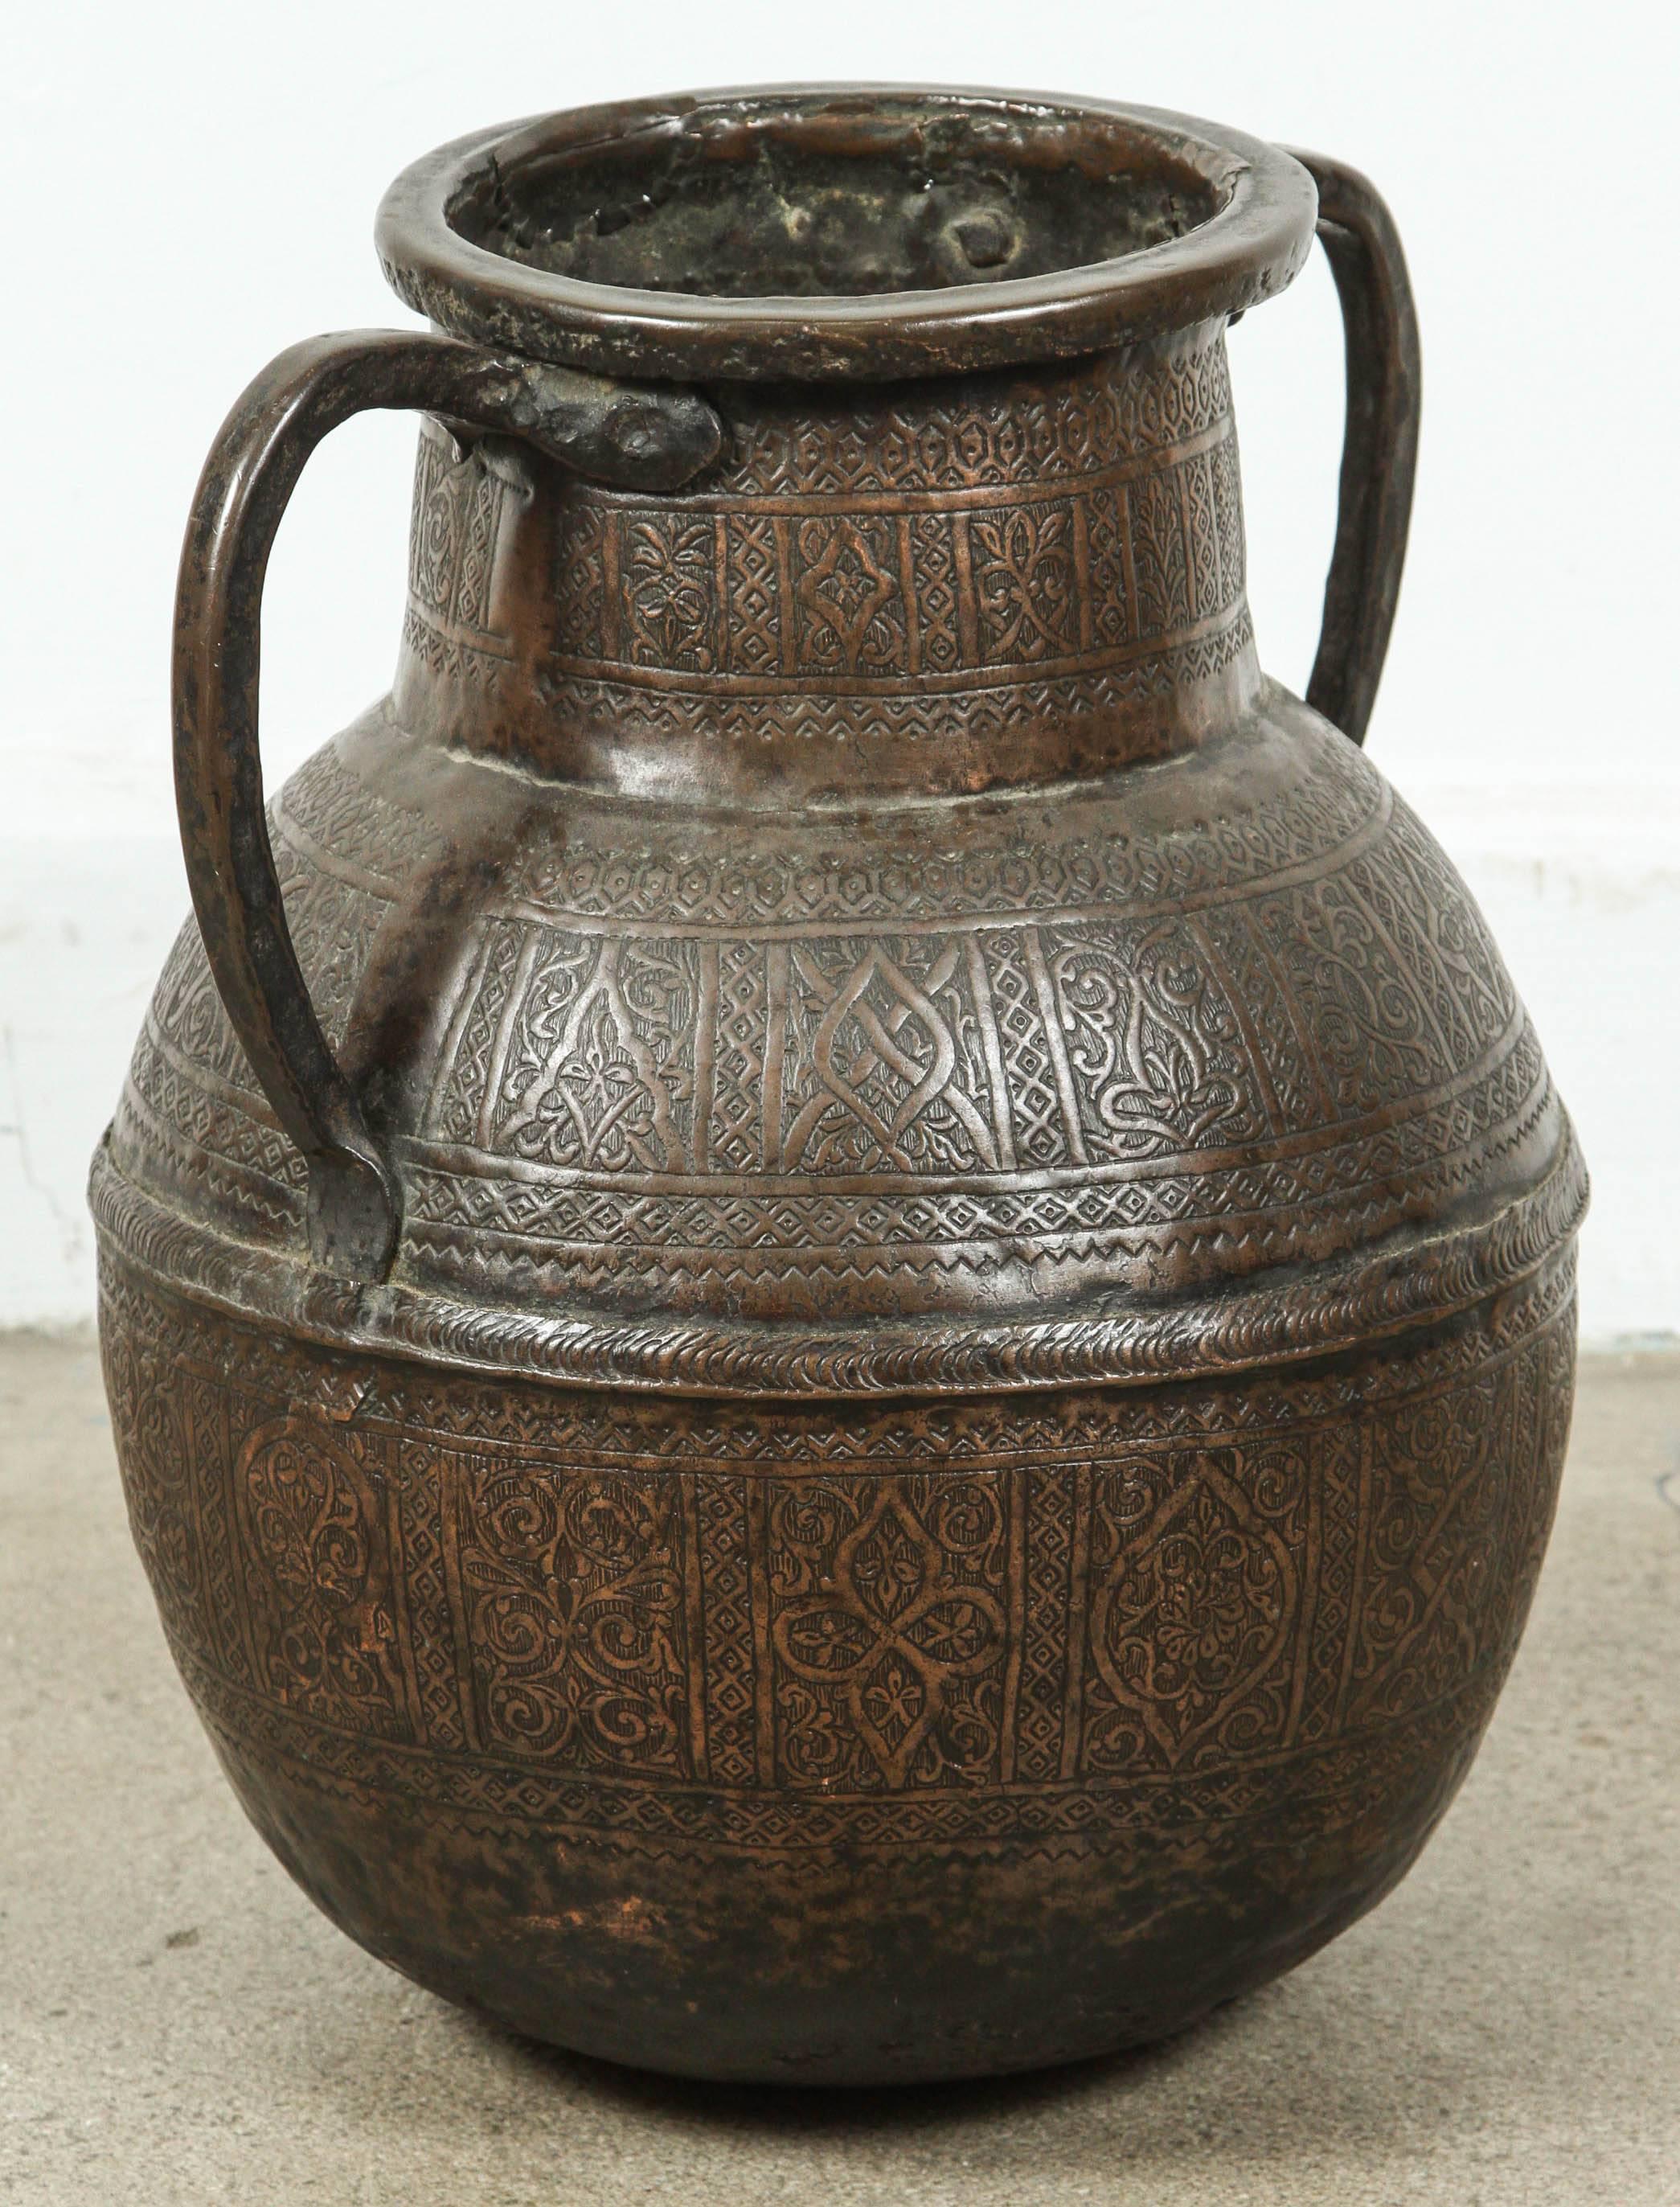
<box><xmin>92</xmin><ymin>88</ymin><xmax>1584</xmax><ymax>2085</ymax></box>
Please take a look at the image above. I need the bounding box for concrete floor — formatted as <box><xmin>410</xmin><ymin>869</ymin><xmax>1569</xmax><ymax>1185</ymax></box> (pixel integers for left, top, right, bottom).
<box><xmin>2</xmin><ymin>1332</ymin><xmax>1676</xmax><ymax>2206</ymax></box>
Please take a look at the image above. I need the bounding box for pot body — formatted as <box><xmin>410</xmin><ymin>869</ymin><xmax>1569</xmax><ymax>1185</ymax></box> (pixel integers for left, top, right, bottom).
<box><xmin>99</xmin><ymin>1245</ymin><xmax>1572</xmax><ymax>2082</ymax></box>
<box><xmin>93</xmin><ymin>93</ymin><xmax>1585</xmax><ymax>2081</ymax></box>
<box><xmin>93</xmin><ymin>675</ymin><xmax>1582</xmax><ymax>2082</ymax></box>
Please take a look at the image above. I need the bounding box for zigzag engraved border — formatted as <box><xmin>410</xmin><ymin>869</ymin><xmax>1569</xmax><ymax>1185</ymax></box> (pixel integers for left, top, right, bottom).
<box><xmin>535</xmin><ymin>613</ymin><xmax>1256</xmax><ymax>745</ymax></box>
<box><xmin>181</xmin><ymin>1645</ymin><xmax>1510</xmax><ymax>1856</ymax></box>
<box><xmin>105</xmin><ymin>1241</ymin><xmax>1569</xmax><ymax>1851</ymax></box>
<box><xmin>90</xmin><ymin>1127</ymin><xmax>1586</xmax><ymax>1398</ymax></box>
<box><xmin>96</xmin><ymin>1240</ymin><xmax>1578</xmax><ymax>1462</ymax></box>
<box><xmin>707</xmin><ymin>336</ymin><xmax>1236</xmax><ymax>496</ymax></box>
<box><xmin>398</xmin><ymin>1024</ymin><xmax>1554</xmax><ymax>1261</ymax></box>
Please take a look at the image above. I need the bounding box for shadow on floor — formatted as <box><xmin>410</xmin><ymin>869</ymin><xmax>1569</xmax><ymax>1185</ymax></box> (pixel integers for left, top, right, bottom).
<box><xmin>459</xmin><ymin>1996</ymin><xmax>1246</xmax><ymax>2141</ymax></box>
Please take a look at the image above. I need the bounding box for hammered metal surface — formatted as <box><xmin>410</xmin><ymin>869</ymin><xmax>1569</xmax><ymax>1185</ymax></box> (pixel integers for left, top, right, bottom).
<box><xmin>93</xmin><ymin>93</ymin><xmax>1582</xmax><ymax>2081</ymax></box>
<box><xmin>100</xmin><ymin>1247</ymin><xmax>1574</xmax><ymax>2078</ymax></box>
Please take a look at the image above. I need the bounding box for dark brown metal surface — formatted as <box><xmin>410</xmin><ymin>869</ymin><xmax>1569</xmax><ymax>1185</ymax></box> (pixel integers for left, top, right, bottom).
<box><xmin>1289</xmin><ymin>150</ymin><xmax>1422</xmax><ymax>746</ymax></box>
<box><xmin>98</xmin><ymin>1245</ymin><xmax>1575</xmax><ymax>2082</ymax></box>
<box><xmin>375</xmin><ymin>89</ymin><xmax>1321</xmax><ymax>380</ymax></box>
<box><xmin>173</xmin><ymin>332</ymin><xmax>721</xmax><ymax>1278</ymax></box>
<box><xmin>94</xmin><ymin>87</ymin><xmax>1583</xmax><ymax>2085</ymax></box>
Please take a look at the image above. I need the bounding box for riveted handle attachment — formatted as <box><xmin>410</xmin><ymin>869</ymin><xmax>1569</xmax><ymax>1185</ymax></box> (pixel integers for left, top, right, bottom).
<box><xmin>1285</xmin><ymin>151</ymin><xmax>1422</xmax><ymax>748</ymax></box>
<box><xmin>173</xmin><ymin>330</ymin><xmax>722</xmax><ymax>1279</ymax></box>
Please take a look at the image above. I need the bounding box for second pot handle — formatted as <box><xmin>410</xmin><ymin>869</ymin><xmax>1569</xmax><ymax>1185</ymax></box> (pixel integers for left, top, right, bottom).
<box><xmin>1285</xmin><ymin>150</ymin><xmax>1422</xmax><ymax>749</ymax></box>
<box><xmin>174</xmin><ymin>330</ymin><xmax>721</xmax><ymax>1281</ymax></box>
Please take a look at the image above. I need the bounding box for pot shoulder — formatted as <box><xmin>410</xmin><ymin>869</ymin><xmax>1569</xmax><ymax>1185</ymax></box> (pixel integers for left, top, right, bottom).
<box><xmin>99</xmin><ymin>682</ymin><xmax>1580</xmax><ymax>1378</ymax></box>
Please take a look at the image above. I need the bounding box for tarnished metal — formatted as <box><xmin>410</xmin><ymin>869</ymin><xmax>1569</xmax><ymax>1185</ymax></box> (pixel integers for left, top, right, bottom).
<box><xmin>93</xmin><ymin>87</ymin><xmax>1583</xmax><ymax>2085</ymax></box>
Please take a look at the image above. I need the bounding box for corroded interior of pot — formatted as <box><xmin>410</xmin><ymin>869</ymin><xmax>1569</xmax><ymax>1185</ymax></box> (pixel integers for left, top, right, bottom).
<box><xmin>448</xmin><ymin>94</ymin><xmax>1228</xmax><ymax>299</ymax></box>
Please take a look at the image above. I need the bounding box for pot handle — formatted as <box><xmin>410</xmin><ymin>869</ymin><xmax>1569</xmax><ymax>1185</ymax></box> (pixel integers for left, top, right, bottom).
<box><xmin>1285</xmin><ymin>151</ymin><xmax>1422</xmax><ymax>748</ymax></box>
<box><xmin>173</xmin><ymin>330</ymin><xmax>722</xmax><ymax>1279</ymax></box>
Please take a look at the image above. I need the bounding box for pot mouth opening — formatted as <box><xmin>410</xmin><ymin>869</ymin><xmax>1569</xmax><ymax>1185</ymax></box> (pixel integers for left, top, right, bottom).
<box><xmin>454</xmin><ymin>95</ymin><xmax>1223</xmax><ymax>300</ymax></box>
<box><xmin>377</xmin><ymin>86</ymin><xmax>1318</xmax><ymax>382</ymax></box>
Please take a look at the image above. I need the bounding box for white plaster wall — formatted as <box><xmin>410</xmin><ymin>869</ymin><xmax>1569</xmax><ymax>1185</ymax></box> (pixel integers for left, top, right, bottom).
<box><xmin>3</xmin><ymin>2</ymin><xmax>1675</xmax><ymax>1338</ymax></box>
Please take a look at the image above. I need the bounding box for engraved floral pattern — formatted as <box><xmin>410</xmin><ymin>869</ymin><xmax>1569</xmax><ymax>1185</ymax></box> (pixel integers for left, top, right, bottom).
<box><xmin>1050</xmin><ymin>920</ymin><xmax>1264</xmax><ymax>1159</ymax></box>
<box><xmin>770</xmin><ymin>1478</ymin><xmax>1007</xmax><ymax>1788</ymax></box>
<box><xmin>457</xmin><ymin>1471</ymin><xmax>689</xmax><ymax>1774</ymax></box>
<box><xmin>1084</xmin><ymin>1447</ymin><xmax>1305</xmax><ymax>1771</ymax></box>
<box><xmin>100</xmin><ymin>1254</ymin><xmax>1576</xmax><ymax>1840</ymax></box>
<box><xmin>522</xmin><ymin>331</ymin><xmax>1248</xmax><ymax>756</ymax></box>
<box><xmin>233</xmin><ymin>1419</ymin><xmax>407</xmax><ymax>1736</ymax></box>
<box><xmin>970</xmin><ymin>507</ymin><xmax>1077</xmax><ymax>663</ymax></box>
<box><xmin>624</xmin><ymin>518</ymin><xmax>718</xmax><ymax>671</ymax></box>
<box><xmin>495</xmin><ymin>937</ymin><xmax>695</xmax><ymax>1173</ymax></box>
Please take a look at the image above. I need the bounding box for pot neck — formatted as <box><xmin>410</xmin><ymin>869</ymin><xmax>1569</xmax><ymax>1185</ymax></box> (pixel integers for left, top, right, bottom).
<box><xmin>392</xmin><ymin>321</ymin><xmax>1260</xmax><ymax>805</ymax></box>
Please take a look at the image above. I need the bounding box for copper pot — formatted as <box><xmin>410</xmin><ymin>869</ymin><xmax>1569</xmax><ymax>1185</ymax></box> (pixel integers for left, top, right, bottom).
<box><xmin>92</xmin><ymin>88</ymin><xmax>1585</xmax><ymax>2083</ymax></box>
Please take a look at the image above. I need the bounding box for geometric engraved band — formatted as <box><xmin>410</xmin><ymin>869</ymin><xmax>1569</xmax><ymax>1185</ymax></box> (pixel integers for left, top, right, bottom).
<box><xmin>90</xmin><ymin>1118</ymin><xmax>1586</xmax><ymax>1397</ymax></box>
<box><xmin>104</xmin><ymin>681</ymin><xmax>1587</xmax><ymax>1366</ymax></box>
<box><xmin>549</xmin><ymin>429</ymin><xmax>1246</xmax><ymax>694</ymax></box>
<box><xmin>102</xmin><ymin>1246</ymin><xmax>1575</xmax><ymax>1851</ymax></box>
<box><xmin>404</xmin><ymin>329</ymin><xmax>1255</xmax><ymax>757</ymax></box>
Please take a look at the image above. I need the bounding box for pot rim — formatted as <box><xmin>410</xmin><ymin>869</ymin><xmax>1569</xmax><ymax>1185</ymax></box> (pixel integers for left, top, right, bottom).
<box><xmin>375</xmin><ymin>84</ymin><xmax>1319</xmax><ymax>384</ymax></box>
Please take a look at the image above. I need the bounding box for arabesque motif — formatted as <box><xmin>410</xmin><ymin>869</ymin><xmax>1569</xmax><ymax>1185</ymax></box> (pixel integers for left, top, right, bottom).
<box><xmin>101</xmin><ymin>1248</ymin><xmax>1574</xmax><ymax>1842</ymax></box>
<box><xmin>97</xmin><ymin>88</ymin><xmax>1584</xmax><ymax>2086</ymax></box>
<box><xmin>770</xmin><ymin>1478</ymin><xmax>1009</xmax><ymax>1788</ymax></box>
<box><xmin>485</xmin><ymin>332</ymin><xmax>1256</xmax><ymax>757</ymax></box>
<box><xmin>109</xmin><ymin>711</ymin><xmax>1563</xmax><ymax>1322</ymax></box>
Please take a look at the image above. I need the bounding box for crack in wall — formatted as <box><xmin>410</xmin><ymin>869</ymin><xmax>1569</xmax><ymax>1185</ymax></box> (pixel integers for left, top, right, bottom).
<box><xmin>1</xmin><ymin>1023</ymin><xmax>87</xmax><ymax>1275</ymax></box>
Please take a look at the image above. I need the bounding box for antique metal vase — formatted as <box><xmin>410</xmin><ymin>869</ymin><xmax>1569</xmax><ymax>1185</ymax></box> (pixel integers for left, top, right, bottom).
<box><xmin>92</xmin><ymin>88</ymin><xmax>1587</xmax><ymax>2083</ymax></box>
